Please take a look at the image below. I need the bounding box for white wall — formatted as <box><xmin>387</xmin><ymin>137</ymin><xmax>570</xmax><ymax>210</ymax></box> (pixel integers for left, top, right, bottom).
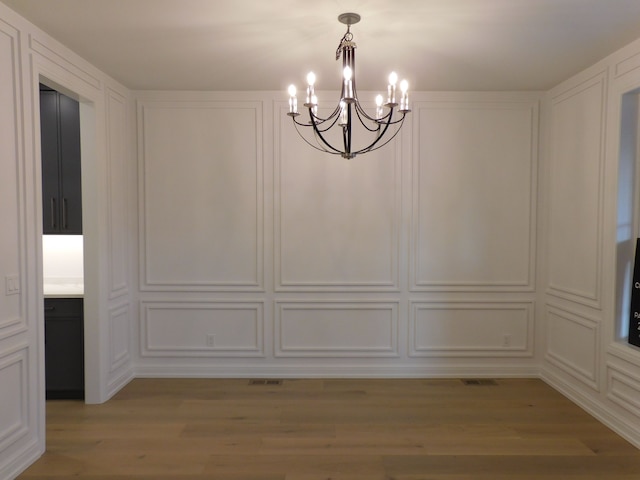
<box><xmin>541</xmin><ymin>37</ymin><xmax>640</xmax><ymax>448</ymax></box>
<box><xmin>0</xmin><ymin>9</ymin><xmax>35</xmax><ymax>478</ymax></box>
<box><xmin>134</xmin><ymin>91</ymin><xmax>541</xmax><ymax>377</ymax></box>
<box><xmin>0</xmin><ymin>3</ymin><xmax>135</xmax><ymax>478</ymax></box>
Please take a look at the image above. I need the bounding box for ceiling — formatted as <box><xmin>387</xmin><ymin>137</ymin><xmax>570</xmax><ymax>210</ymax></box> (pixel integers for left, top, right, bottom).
<box><xmin>4</xmin><ymin>0</ymin><xmax>640</xmax><ymax>92</ymax></box>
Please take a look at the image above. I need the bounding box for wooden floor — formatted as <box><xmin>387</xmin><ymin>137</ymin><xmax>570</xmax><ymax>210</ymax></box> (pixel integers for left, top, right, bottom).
<box><xmin>18</xmin><ymin>378</ymin><xmax>640</xmax><ymax>479</ymax></box>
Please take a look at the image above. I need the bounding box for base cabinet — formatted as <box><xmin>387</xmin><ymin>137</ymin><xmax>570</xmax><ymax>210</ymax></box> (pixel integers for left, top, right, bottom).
<box><xmin>44</xmin><ymin>298</ymin><xmax>84</xmax><ymax>399</ymax></box>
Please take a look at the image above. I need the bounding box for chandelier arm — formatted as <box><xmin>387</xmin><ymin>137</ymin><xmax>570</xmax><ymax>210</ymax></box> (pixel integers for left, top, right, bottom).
<box><xmin>292</xmin><ymin>118</ymin><xmax>342</xmax><ymax>156</ymax></box>
<box><xmin>292</xmin><ymin>109</ymin><xmax>341</xmax><ymax>131</ymax></box>
<box><xmin>311</xmin><ymin>111</ymin><xmax>342</xmax><ymax>133</ymax></box>
<box><xmin>309</xmin><ymin>111</ymin><xmax>345</xmax><ymax>155</ymax></box>
<box><xmin>380</xmin><ymin>114</ymin><xmax>408</xmax><ymax>126</ymax></box>
<box><xmin>308</xmin><ymin>103</ymin><xmax>342</xmax><ymax>125</ymax></box>
<box><xmin>352</xmin><ymin>115</ymin><xmax>406</xmax><ymax>156</ymax></box>
<box><xmin>353</xmin><ymin>104</ymin><xmax>383</xmax><ymax>133</ymax></box>
<box><xmin>353</xmin><ymin>101</ymin><xmax>384</xmax><ymax>124</ymax></box>
<box><xmin>352</xmin><ymin>107</ymin><xmax>396</xmax><ymax>154</ymax></box>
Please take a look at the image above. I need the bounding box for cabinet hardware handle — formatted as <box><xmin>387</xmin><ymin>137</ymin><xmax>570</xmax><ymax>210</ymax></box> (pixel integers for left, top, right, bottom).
<box><xmin>62</xmin><ymin>198</ymin><xmax>68</xmax><ymax>230</ymax></box>
<box><xmin>44</xmin><ymin>306</ymin><xmax>56</xmax><ymax>311</ymax></box>
<box><xmin>50</xmin><ymin>197</ymin><xmax>56</xmax><ymax>229</ymax></box>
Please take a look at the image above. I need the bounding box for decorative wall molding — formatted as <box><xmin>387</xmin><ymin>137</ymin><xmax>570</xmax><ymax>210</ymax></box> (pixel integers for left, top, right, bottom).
<box><xmin>410</xmin><ymin>99</ymin><xmax>538</xmax><ymax>292</ymax></box>
<box><xmin>607</xmin><ymin>364</ymin><xmax>640</xmax><ymax>418</ymax></box>
<box><xmin>0</xmin><ymin>346</ymin><xmax>28</xmax><ymax>453</ymax></box>
<box><xmin>140</xmin><ymin>300</ymin><xmax>264</xmax><ymax>357</ymax></box>
<box><xmin>274</xmin><ymin>101</ymin><xmax>401</xmax><ymax>292</ymax></box>
<box><xmin>138</xmin><ymin>100</ymin><xmax>264</xmax><ymax>291</ymax></box>
<box><xmin>29</xmin><ymin>35</ymin><xmax>101</xmax><ymax>91</ymax></box>
<box><xmin>0</xmin><ymin>18</ymin><xmax>26</xmax><ymax>340</ymax></box>
<box><xmin>545</xmin><ymin>304</ymin><xmax>600</xmax><ymax>390</ymax></box>
<box><xmin>108</xmin><ymin>302</ymin><xmax>131</xmax><ymax>373</ymax></box>
<box><xmin>275</xmin><ymin>300</ymin><xmax>399</xmax><ymax>357</ymax></box>
<box><xmin>607</xmin><ymin>342</ymin><xmax>640</xmax><ymax>368</ymax></box>
<box><xmin>615</xmin><ymin>50</ymin><xmax>640</xmax><ymax>79</ymax></box>
<box><xmin>105</xmin><ymin>87</ymin><xmax>130</xmax><ymax>300</ymax></box>
<box><xmin>409</xmin><ymin>300</ymin><xmax>533</xmax><ymax>357</ymax></box>
<box><xmin>542</xmin><ymin>367</ymin><xmax>640</xmax><ymax>449</ymax></box>
<box><xmin>546</xmin><ymin>72</ymin><xmax>607</xmax><ymax>309</ymax></box>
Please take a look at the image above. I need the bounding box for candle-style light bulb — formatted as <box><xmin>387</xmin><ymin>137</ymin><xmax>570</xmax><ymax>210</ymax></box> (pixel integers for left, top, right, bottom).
<box><xmin>339</xmin><ymin>100</ymin><xmax>347</xmax><ymax>126</ymax></box>
<box><xmin>387</xmin><ymin>71</ymin><xmax>398</xmax><ymax>105</ymax></box>
<box><xmin>400</xmin><ymin>79</ymin><xmax>409</xmax><ymax>111</ymax></box>
<box><xmin>288</xmin><ymin>84</ymin><xmax>298</xmax><ymax>114</ymax></box>
<box><xmin>343</xmin><ymin>66</ymin><xmax>354</xmax><ymax>100</ymax></box>
<box><xmin>307</xmin><ymin>72</ymin><xmax>316</xmax><ymax>86</ymax></box>
<box><xmin>306</xmin><ymin>72</ymin><xmax>316</xmax><ymax>105</ymax></box>
<box><xmin>375</xmin><ymin>94</ymin><xmax>384</xmax><ymax>120</ymax></box>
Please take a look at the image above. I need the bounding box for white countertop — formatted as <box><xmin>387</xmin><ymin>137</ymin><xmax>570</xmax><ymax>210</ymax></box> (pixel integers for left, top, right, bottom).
<box><xmin>43</xmin><ymin>277</ymin><xmax>84</xmax><ymax>297</ymax></box>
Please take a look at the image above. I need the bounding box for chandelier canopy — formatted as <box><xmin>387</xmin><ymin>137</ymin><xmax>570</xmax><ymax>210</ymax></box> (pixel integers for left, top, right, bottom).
<box><xmin>286</xmin><ymin>13</ymin><xmax>410</xmax><ymax>160</ymax></box>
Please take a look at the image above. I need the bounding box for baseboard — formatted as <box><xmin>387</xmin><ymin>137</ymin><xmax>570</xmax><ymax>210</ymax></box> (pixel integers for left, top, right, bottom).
<box><xmin>106</xmin><ymin>368</ymin><xmax>135</xmax><ymax>401</ymax></box>
<box><xmin>1</xmin><ymin>438</ymin><xmax>43</xmax><ymax>480</ymax></box>
<box><xmin>133</xmin><ymin>362</ymin><xmax>540</xmax><ymax>379</ymax></box>
<box><xmin>541</xmin><ymin>366</ymin><xmax>640</xmax><ymax>449</ymax></box>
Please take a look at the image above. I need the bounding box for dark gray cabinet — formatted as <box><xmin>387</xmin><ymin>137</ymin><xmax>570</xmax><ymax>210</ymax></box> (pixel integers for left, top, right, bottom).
<box><xmin>44</xmin><ymin>298</ymin><xmax>84</xmax><ymax>399</ymax></box>
<box><xmin>40</xmin><ymin>85</ymin><xmax>83</xmax><ymax>234</ymax></box>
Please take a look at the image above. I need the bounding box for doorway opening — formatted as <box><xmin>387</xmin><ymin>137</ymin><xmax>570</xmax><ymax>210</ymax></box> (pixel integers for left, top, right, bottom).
<box><xmin>39</xmin><ymin>83</ymin><xmax>84</xmax><ymax>400</ymax></box>
<box><xmin>38</xmin><ymin>76</ymin><xmax>99</xmax><ymax>404</ymax></box>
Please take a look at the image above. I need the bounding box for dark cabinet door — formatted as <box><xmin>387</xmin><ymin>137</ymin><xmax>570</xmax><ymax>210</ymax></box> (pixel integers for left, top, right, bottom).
<box><xmin>44</xmin><ymin>298</ymin><xmax>84</xmax><ymax>399</ymax></box>
<box><xmin>40</xmin><ymin>86</ymin><xmax>83</xmax><ymax>234</ymax></box>
<box><xmin>40</xmin><ymin>90</ymin><xmax>61</xmax><ymax>232</ymax></box>
<box><xmin>57</xmin><ymin>93</ymin><xmax>82</xmax><ymax>233</ymax></box>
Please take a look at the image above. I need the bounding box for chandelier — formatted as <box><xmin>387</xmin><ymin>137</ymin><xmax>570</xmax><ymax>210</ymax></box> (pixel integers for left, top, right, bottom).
<box><xmin>286</xmin><ymin>13</ymin><xmax>410</xmax><ymax>160</ymax></box>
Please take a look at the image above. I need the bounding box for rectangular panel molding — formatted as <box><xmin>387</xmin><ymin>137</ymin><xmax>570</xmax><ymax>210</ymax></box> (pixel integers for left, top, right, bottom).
<box><xmin>545</xmin><ymin>304</ymin><xmax>600</xmax><ymax>390</ymax></box>
<box><xmin>138</xmin><ymin>99</ymin><xmax>264</xmax><ymax>291</ymax></box>
<box><xmin>106</xmin><ymin>87</ymin><xmax>130</xmax><ymax>299</ymax></box>
<box><xmin>274</xmin><ymin>102</ymin><xmax>401</xmax><ymax>292</ymax></box>
<box><xmin>141</xmin><ymin>300</ymin><xmax>264</xmax><ymax>357</ymax></box>
<box><xmin>275</xmin><ymin>300</ymin><xmax>399</xmax><ymax>357</ymax></box>
<box><xmin>109</xmin><ymin>302</ymin><xmax>131</xmax><ymax>372</ymax></box>
<box><xmin>409</xmin><ymin>301</ymin><xmax>533</xmax><ymax>357</ymax></box>
<box><xmin>546</xmin><ymin>73</ymin><xmax>606</xmax><ymax>308</ymax></box>
<box><xmin>607</xmin><ymin>364</ymin><xmax>640</xmax><ymax>418</ymax></box>
<box><xmin>411</xmin><ymin>98</ymin><xmax>538</xmax><ymax>292</ymax></box>
<box><xmin>0</xmin><ymin>347</ymin><xmax>28</xmax><ymax>452</ymax></box>
<box><xmin>0</xmin><ymin>19</ymin><xmax>25</xmax><ymax>339</ymax></box>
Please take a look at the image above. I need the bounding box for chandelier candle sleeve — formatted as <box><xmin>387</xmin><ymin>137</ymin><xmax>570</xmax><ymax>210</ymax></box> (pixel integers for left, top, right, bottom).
<box><xmin>387</xmin><ymin>72</ymin><xmax>398</xmax><ymax>105</ymax></box>
<box><xmin>343</xmin><ymin>66</ymin><xmax>354</xmax><ymax>100</ymax></box>
<box><xmin>375</xmin><ymin>94</ymin><xmax>384</xmax><ymax>119</ymax></box>
<box><xmin>306</xmin><ymin>72</ymin><xmax>316</xmax><ymax>106</ymax></box>
<box><xmin>286</xmin><ymin>12</ymin><xmax>410</xmax><ymax>159</ymax></box>
<box><xmin>288</xmin><ymin>84</ymin><xmax>298</xmax><ymax>114</ymax></box>
<box><xmin>339</xmin><ymin>101</ymin><xmax>347</xmax><ymax>126</ymax></box>
<box><xmin>400</xmin><ymin>79</ymin><xmax>409</xmax><ymax>111</ymax></box>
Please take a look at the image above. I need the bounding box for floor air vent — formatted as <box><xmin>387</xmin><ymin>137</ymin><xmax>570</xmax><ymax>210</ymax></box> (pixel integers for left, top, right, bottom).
<box><xmin>248</xmin><ymin>379</ymin><xmax>283</xmax><ymax>386</ymax></box>
<box><xmin>461</xmin><ymin>379</ymin><xmax>498</xmax><ymax>386</ymax></box>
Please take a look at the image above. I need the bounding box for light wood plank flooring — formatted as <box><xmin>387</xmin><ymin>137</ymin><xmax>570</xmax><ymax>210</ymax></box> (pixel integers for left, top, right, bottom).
<box><xmin>18</xmin><ymin>378</ymin><xmax>640</xmax><ymax>479</ymax></box>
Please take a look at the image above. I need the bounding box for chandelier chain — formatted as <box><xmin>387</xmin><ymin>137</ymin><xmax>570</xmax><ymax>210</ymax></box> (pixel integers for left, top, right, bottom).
<box><xmin>335</xmin><ymin>26</ymin><xmax>354</xmax><ymax>60</ymax></box>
